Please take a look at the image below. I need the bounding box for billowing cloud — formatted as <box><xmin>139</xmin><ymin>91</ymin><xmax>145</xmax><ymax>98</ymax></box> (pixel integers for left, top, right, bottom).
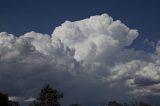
<box><xmin>52</xmin><ymin>14</ymin><xmax>138</xmax><ymax>62</ymax></box>
<box><xmin>0</xmin><ymin>13</ymin><xmax>160</xmax><ymax>105</ymax></box>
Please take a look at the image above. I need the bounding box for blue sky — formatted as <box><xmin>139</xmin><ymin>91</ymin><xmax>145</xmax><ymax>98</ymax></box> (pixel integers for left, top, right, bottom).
<box><xmin>0</xmin><ymin>1</ymin><xmax>159</xmax><ymax>54</ymax></box>
<box><xmin>0</xmin><ymin>0</ymin><xmax>159</xmax><ymax>41</ymax></box>
<box><xmin>0</xmin><ymin>0</ymin><xmax>160</xmax><ymax>105</ymax></box>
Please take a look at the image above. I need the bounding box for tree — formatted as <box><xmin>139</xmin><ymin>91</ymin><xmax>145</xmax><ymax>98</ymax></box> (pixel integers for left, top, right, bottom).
<box><xmin>132</xmin><ymin>99</ymin><xmax>138</xmax><ymax>106</ymax></box>
<box><xmin>8</xmin><ymin>101</ymin><xmax>20</xmax><ymax>106</ymax></box>
<box><xmin>0</xmin><ymin>91</ymin><xmax>19</xmax><ymax>106</ymax></box>
<box><xmin>123</xmin><ymin>103</ymin><xmax>129</xmax><ymax>106</ymax></box>
<box><xmin>0</xmin><ymin>91</ymin><xmax>8</xmax><ymax>106</ymax></box>
<box><xmin>139</xmin><ymin>101</ymin><xmax>151</xmax><ymax>106</ymax></box>
<box><xmin>69</xmin><ymin>103</ymin><xmax>81</xmax><ymax>106</ymax></box>
<box><xmin>131</xmin><ymin>100</ymin><xmax>152</xmax><ymax>106</ymax></box>
<box><xmin>30</xmin><ymin>84</ymin><xmax>63</xmax><ymax>106</ymax></box>
<box><xmin>108</xmin><ymin>101</ymin><xmax>122</xmax><ymax>106</ymax></box>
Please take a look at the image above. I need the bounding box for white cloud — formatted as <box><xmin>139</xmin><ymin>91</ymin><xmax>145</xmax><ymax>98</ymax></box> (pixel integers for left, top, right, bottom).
<box><xmin>24</xmin><ymin>97</ymin><xmax>35</xmax><ymax>102</ymax></box>
<box><xmin>0</xmin><ymin>13</ymin><xmax>160</xmax><ymax>105</ymax></box>
<box><xmin>143</xmin><ymin>38</ymin><xmax>155</xmax><ymax>47</ymax></box>
<box><xmin>9</xmin><ymin>96</ymin><xmax>35</xmax><ymax>102</ymax></box>
<box><xmin>9</xmin><ymin>96</ymin><xmax>22</xmax><ymax>102</ymax></box>
<box><xmin>52</xmin><ymin>14</ymin><xmax>138</xmax><ymax>62</ymax></box>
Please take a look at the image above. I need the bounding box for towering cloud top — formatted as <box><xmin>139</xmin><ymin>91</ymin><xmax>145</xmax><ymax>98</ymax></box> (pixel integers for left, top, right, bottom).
<box><xmin>53</xmin><ymin>14</ymin><xmax>138</xmax><ymax>62</ymax></box>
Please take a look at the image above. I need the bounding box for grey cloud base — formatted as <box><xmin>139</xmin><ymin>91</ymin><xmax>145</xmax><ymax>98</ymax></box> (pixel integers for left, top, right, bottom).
<box><xmin>0</xmin><ymin>14</ymin><xmax>160</xmax><ymax>105</ymax></box>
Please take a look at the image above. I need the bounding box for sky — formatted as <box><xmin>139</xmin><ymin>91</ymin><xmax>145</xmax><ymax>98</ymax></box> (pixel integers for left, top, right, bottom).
<box><xmin>0</xmin><ymin>0</ymin><xmax>160</xmax><ymax>106</ymax></box>
<box><xmin>0</xmin><ymin>0</ymin><xmax>160</xmax><ymax>52</ymax></box>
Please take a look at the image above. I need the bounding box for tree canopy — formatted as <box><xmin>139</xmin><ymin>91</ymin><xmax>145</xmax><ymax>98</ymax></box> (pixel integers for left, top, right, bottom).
<box><xmin>0</xmin><ymin>91</ymin><xmax>19</xmax><ymax>106</ymax></box>
<box><xmin>0</xmin><ymin>84</ymin><xmax>156</xmax><ymax>106</ymax></box>
<box><xmin>30</xmin><ymin>84</ymin><xmax>63</xmax><ymax>106</ymax></box>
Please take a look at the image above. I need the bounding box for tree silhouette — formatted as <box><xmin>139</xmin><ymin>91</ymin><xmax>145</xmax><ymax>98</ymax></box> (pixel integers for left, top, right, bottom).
<box><xmin>30</xmin><ymin>84</ymin><xmax>63</xmax><ymax>106</ymax></box>
<box><xmin>131</xmin><ymin>100</ymin><xmax>151</xmax><ymax>106</ymax></box>
<box><xmin>0</xmin><ymin>91</ymin><xmax>8</xmax><ymax>106</ymax></box>
<box><xmin>69</xmin><ymin>103</ymin><xmax>81</xmax><ymax>106</ymax></box>
<box><xmin>108</xmin><ymin>101</ymin><xmax>122</xmax><ymax>106</ymax></box>
<box><xmin>0</xmin><ymin>91</ymin><xmax>19</xmax><ymax>106</ymax></box>
<box><xmin>139</xmin><ymin>101</ymin><xmax>151</xmax><ymax>106</ymax></box>
<box><xmin>132</xmin><ymin>99</ymin><xmax>138</xmax><ymax>106</ymax></box>
<box><xmin>0</xmin><ymin>85</ymin><xmax>156</xmax><ymax>106</ymax></box>
<box><xmin>123</xmin><ymin>103</ymin><xmax>129</xmax><ymax>106</ymax></box>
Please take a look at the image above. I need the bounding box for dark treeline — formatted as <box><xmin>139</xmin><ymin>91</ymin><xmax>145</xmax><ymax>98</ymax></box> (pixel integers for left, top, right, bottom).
<box><xmin>0</xmin><ymin>91</ymin><xmax>19</xmax><ymax>106</ymax></box>
<box><xmin>0</xmin><ymin>84</ymin><xmax>158</xmax><ymax>106</ymax></box>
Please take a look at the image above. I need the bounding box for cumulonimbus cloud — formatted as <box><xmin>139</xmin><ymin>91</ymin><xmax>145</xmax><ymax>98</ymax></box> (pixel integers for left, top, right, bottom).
<box><xmin>0</xmin><ymin>13</ymin><xmax>160</xmax><ymax>105</ymax></box>
<box><xmin>52</xmin><ymin>14</ymin><xmax>138</xmax><ymax>62</ymax></box>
